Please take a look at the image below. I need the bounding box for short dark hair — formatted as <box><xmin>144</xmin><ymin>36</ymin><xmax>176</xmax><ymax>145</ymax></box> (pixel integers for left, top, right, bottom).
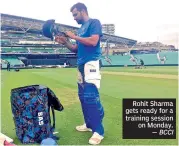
<box><xmin>70</xmin><ymin>2</ymin><xmax>88</xmax><ymax>13</ymax></box>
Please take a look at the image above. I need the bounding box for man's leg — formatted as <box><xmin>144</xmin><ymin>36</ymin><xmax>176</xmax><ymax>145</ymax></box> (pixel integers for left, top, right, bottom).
<box><xmin>84</xmin><ymin>60</ymin><xmax>104</xmax><ymax>136</ymax></box>
<box><xmin>76</xmin><ymin>60</ymin><xmax>104</xmax><ymax>144</ymax></box>
<box><xmin>83</xmin><ymin>82</ymin><xmax>104</xmax><ymax>136</ymax></box>
<box><xmin>77</xmin><ymin>65</ymin><xmax>92</xmax><ymax>130</ymax></box>
<box><xmin>77</xmin><ymin>83</ymin><xmax>92</xmax><ymax>130</ymax></box>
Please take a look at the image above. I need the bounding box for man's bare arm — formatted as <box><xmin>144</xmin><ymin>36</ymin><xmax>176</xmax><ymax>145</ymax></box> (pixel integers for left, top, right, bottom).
<box><xmin>64</xmin><ymin>41</ymin><xmax>78</xmax><ymax>53</ymax></box>
<box><xmin>66</xmin><ymin>31</ymin><xmax>100</xmax><ymax>47</ymax></box>
<box><xmin>55</xmin><ymin>36</ymin><xmax>78</xmax><ymax>53</ymax></box>
<box><xmin>74</xmin><ymin>35</ymin><xmax>99</xmax><ymax>46</ymax></box>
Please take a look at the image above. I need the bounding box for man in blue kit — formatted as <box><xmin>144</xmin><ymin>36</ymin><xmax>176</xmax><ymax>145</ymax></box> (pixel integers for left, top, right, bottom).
<box><xmin>55</xmin><ymin>2</ymin><xmax>104</xmax><ymax>145</ymax></box>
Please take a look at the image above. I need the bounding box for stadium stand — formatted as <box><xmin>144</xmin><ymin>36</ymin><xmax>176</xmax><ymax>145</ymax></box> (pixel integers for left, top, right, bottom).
<box><xmin>101</xmin><ymin>50</ymin><xmax>178</xmax><ymax>66</ymax></box>
<box><xmin>1</xmin><ymin>13</ymin><xmax>178</xmax><ymax>68</ymax></box>
<box><xmin>1</xmin><ymin>13</ymin><xmax>137</xmax><ymax>45</ymax></box>
<box><xmin>1</xmin><ymin>56</ymin><xmax>25</xmax><ymax>68</ymax></box>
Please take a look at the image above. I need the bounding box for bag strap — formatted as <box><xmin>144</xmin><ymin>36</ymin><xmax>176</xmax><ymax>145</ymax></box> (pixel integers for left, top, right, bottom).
<box><xmin>49</xmin><ymin>106</ymin><xmax>60</xmax><ymax>140</ymax></box>
<box><xmin>48</xmin><ymin>106</ymin><xmax>55</xmax><ymax>129</ymax></box>
<box><xmin>51</xmin><ymin>105</ymin><xmax>55</xmax><ymax>128</ymax></box>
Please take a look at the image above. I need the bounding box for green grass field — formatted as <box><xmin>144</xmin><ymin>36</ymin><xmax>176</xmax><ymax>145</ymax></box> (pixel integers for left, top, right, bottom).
<box><xmin>1</xmin><ymin>66</ymin><xmax>178</xmax><ymax>145</ymax></box>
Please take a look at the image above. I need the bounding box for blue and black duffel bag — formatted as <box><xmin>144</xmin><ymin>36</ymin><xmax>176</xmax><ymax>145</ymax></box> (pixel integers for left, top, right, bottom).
<box><xmin>10</xmin><ymin>85</ymin><xmax>64</xmax><ymax>144</ymax></box>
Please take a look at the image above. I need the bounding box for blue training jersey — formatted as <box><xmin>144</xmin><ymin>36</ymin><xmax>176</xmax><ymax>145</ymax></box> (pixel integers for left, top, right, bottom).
<box><xmin>76</xmin><ymin>18</ymin><xmax>103</xmax><ymax>65</ymax></box>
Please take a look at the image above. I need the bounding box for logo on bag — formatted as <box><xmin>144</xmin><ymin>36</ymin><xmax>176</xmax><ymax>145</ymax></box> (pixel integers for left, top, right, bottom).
<box><xmin>38</xmin><ymin>112</ymin><xmax>44</xmax><ymax>125</ymax></box>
